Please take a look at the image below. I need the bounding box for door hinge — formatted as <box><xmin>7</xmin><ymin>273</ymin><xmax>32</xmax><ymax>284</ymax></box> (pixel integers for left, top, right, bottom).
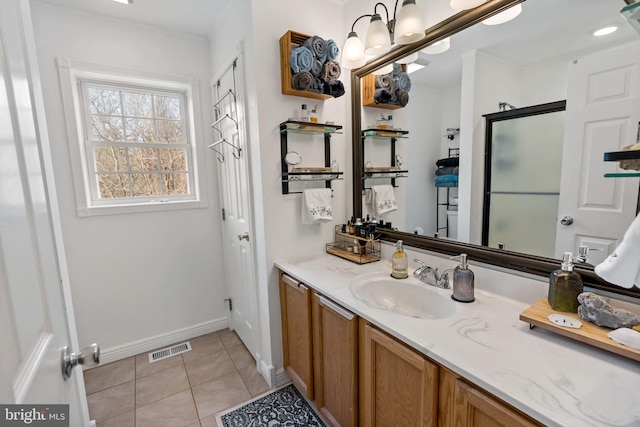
<box><xmin>224</xmin><ymin>298</ymin><xmax>232</xmax><ymax>311</ymax></box>
<box><xmin>222</xmin><ymin>208</ymin><xmax>226</xmax><ymax>220</ymax></box>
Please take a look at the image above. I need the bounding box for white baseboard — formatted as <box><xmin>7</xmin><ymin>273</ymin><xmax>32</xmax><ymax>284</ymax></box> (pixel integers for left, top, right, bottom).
<box><xmin>93</xmin><ymin>317</ymin><xmax>228</xmax><ymax>365</ymax></box>
<box><xmin>275</xmin><ymin>367</ymin><xmax>291</xmax><ymax>387</ymax></box>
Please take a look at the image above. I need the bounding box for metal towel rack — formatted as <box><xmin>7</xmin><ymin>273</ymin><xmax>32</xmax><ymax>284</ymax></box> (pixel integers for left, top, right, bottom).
<box><xmin>208</xmin><ymin>138</ymin><xmax>241</xmax><ymax>163</ymax></box>
<box><xmin>209</xmin><ymin>61</ymin><xmax>241</xmax><ymax>163</ymax></box>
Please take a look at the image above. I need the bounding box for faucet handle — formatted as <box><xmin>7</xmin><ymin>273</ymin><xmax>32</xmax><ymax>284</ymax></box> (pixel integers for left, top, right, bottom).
<box><xmin>413</xmin><ymin>259</ymin><xmax>427</xmax><ymax>268</ymax></box>
<box><xmin>438</xmin><ymin>268</ymin><xmax>455</xmax><ymax>289</ymax></box>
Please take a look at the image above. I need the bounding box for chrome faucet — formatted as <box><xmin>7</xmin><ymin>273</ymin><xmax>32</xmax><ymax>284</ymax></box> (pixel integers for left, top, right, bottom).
<box><xmin>413</xmin><ymin>259</ymin><xmax>451</xmax><ymax>289</ymax></box>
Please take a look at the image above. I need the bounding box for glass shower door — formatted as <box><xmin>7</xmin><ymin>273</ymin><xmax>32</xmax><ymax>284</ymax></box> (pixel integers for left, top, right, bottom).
<box><xmin>482</xmin><ymin>103</ymin><xmax>566</xmax><ymax>258</ymax></box>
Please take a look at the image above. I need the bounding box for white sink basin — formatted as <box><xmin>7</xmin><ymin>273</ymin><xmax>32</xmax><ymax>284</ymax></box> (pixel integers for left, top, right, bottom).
<box><xmin>350</xmin><ymin>275</ymin><xmax>456</xmax><ymax>319</ymax></box>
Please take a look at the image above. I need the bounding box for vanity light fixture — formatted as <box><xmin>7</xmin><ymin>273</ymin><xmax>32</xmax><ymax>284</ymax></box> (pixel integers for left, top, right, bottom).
<box><xmin>422</xmin><ymin>37</ymin><xmax>450</xmax><ymax>54</ymax></box>
<box><xmin>592</xmin><ymin>25</ymin><xmax>618</xmax><ymax>37</ymax></box>
<box><xmin>396</xmin><ymin>52</ymin><xmax>419</xmax><ymax>64</ymax></box>
<box><xmin>341</xmin><ymin>0</ymin><xmax>426</xmax><ymax>69</ymax></box>
<box><xmin>112</xmin><ymin>0</ymin><xmax>133</xmax><ymax>4</ymax></box>
<box><xmin>481</xmin><ymin>3</ymin><xmax>522</xmax><ymax>25</ymax></box>
<box><xmin>450</xmin><ymin>0</ymin><xmax>486</xmax><ymax>12</ymax></box>
<box><xmin>406</xmin><ymin>53</ymin><xmax>431</xmax><ymax>74</ymax></box>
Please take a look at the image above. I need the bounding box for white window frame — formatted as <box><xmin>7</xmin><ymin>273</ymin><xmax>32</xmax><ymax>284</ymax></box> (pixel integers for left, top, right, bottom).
<box><xmin>57</xmin><ymin>58</ymin><xmax>207</xmax><ymax>216</ymax></box>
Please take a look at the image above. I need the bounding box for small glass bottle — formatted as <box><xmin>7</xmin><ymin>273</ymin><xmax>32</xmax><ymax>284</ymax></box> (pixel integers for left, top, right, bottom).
<box><xmin>310</xmin><ymin>106</ymin><xmax>318</xmax><ymax>123</ymax></box>
<box><xmin>300</xmin><ymin>104</ymin><xmax>310</xmax><ymax>122</ymax></box>
<box><xmin>548</xmin><ymin>252</ymin><xmax>583</xmax><ymax>313</ymax></box>
<box><xmin>331</xmin><ymin>159</ymin><xmax>339</xmax><ymax>179</ymax></box>
<box><xmin>354</xmin><ymin>217</ymin><xmax>363</xmax><ymax>236</ymax></box>
<box><xmin>391</xmin><ymin>240</ymin><xmax>408</xmax><ymax>279</ymax></box>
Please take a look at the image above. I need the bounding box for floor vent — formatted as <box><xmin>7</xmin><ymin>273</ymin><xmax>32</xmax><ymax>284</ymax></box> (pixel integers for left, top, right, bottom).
<box><xmin>148</xmin><ymin>342</ymin><xmax>192</xmax><ymax>363</ymax></box>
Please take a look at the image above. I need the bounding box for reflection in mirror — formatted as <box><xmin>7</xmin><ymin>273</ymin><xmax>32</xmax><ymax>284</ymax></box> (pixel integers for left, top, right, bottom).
<box><xmin>358</xmin><ymin>0</ymin><xmax>640</xmax><ymax>269</ymax></box>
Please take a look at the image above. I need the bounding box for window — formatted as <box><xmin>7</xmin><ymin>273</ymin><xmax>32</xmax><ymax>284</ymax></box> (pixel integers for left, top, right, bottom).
<box><xmin>78</xmin><ymin>80</ymin><xmax>196</xmax><ymax>206</ymax></box>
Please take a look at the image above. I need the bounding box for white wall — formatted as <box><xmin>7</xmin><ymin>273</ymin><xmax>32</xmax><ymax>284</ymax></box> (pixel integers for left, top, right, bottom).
<box><xmin>406</xmin><ymin>84</ymin><xmax>443</xmax><ymax>235</ymax></box>
<box><xmin>31</xmin><ymin>2</ymin><xmax>226</xmax><ymax>360</ymax></box>
<box><xmin>459</xmin><ymin>50</ymin><xmax>521</xmax><ymax>244</ymax></box>
<box><xmin>208</xmin><ymin>0</ymin><xmax>348</xmax><ymax>378</ymax></box>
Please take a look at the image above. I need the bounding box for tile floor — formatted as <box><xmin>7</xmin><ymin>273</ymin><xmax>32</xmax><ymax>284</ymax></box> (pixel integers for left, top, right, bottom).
<box><xmin>83</xmin><ymin>329</ymin><xmax>270</xmax><ymax>427</ymax></box>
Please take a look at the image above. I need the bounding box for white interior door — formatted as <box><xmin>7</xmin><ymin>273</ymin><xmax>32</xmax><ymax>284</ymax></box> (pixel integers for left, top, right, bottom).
<box><xmin>212</xmin><ymin>55</ymin><xmax>259</xmax><ymax>362</ymax></box>
<box><xmin>0</xmin><ymin>0</ymin><xmax>89</xmax><ymax>424</ymax></box>
<box><xmin>555</xmin><ymin>41</ymin><xmax>640</xmax><ymax>265</ymax></box>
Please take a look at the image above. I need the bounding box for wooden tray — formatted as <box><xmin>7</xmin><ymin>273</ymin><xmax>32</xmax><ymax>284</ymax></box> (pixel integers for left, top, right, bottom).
<box><xmin>520</xmin><ymin>298</ymin><xmax>640</xmax><ymax>362</ymax></box>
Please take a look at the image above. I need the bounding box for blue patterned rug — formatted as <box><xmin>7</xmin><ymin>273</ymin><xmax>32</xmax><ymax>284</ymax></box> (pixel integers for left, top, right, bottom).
<box><xmin>217</xmin><ymin>384</ymin><xmax>326</xmax><ymax>427</ymax></box>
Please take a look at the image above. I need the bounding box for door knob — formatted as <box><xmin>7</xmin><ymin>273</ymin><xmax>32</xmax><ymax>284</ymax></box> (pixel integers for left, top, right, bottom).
<box><xmin>238</xmin><ymin>232</ymin><xmax>250</xmax><ymax>241</ymax></box>
<box><xmin>560</xmin><ymin>216</ymin><xmax>574</xmax><ymax>226</ymax></box>
<box><xmin>61</xmin><ymin>343</ymin><xmax>100</xmax><ymax>380</ymax></box>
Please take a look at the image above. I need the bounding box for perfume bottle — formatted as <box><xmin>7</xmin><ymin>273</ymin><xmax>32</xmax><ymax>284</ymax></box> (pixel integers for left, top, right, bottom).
<box><xmin>548</xmin><ymin>252</ymin><xmax>583</xmax><ymax>313</ymax></box>
<box><xmin>391</xmin><ymin>240</ymin><xmax>408</xmax><ymax>279</ymax></box>
<box><xmin>300</xmin><ymin>104</ymin><xmax>310</xmax><ymax>122</ymax></box>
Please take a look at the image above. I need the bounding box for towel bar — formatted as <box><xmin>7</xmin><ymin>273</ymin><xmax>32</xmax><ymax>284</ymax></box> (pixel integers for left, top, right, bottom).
<box><xmin>208</xmin><ymin>138</ymin><xmax>242</xmax><ymax>163</ymax></box>
<box><xmin>211</xmin><ymin>113</ymin><xmax>238</xmax><ymax>131</ymax></box>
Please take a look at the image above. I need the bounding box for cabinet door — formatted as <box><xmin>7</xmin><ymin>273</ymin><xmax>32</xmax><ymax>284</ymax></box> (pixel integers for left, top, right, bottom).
<box><xmin>453</xmin><ymin>380</ymin><xmax>540</xmax><ymax>427</ymax></box>
<box><xmin>313</xmin><ymin>292</ymin><xmax>359</xmax><ymax>427</ymax></box>
<box><xmin>279</xmin><ymin>273</ymin><xmax>314</xmax><ymax>399</ymax></box>
<box><xmin>360</xmin><ymin>320</ymin><xmax>438</xmax><ymax>427</ymax></box>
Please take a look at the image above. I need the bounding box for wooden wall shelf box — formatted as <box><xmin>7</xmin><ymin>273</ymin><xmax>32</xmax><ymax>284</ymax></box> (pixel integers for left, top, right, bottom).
<box><xmin>280</xmin><ymin>30</ymin><xmax>331</xmax><ymax>101</ymax></box>
<box><xmin>361</xmin><ymin>64</ymin><xmax>407</xmax><ymax>110</ymax></box>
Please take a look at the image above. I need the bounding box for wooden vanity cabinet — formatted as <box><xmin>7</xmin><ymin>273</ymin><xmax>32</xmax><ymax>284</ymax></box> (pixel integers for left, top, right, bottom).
<box><xmin>279</xmin><ymin>272</ymin><xmax>359</xmax><ymax>427</ymax></box>
<box><xmin>439</xmin><ymin>368</ymin><xmax>543</xmax><ymax>427</ymax></box>
<box><xmin>360</xmin><ymin>320</ymin><xmax>439</xmax><ymax>427</ymax></box>
<box><xmin>312</xmin><ymin>293</ymin><xmax>359</xmax><ymax>427</ymax></box>
<box><xmin>279</xmin><ymin>271</ymin><xmax>542</xmax><ymax>427</ymax></box>
<box><xmin>279</xmin><ymin>273</ymin><xmax>314</xmax><ymax>398</ymax></box>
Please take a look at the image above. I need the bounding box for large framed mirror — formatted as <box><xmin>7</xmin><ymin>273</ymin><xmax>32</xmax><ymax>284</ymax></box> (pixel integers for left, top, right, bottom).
<box><xmin>351</xmin><ymin>0</ymin><xmax>640</xmax><ymax>299</ymax></box>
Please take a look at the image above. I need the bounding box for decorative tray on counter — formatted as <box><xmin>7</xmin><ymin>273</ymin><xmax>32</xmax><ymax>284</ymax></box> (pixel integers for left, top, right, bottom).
<box><xmin>520</xmin><ymin>298</ymin><xmax>640</xmax><ymax>362</ymax></box>
<box><xmin>326</xmin><ymin>225</ymin><xmax>380</xmax><ymax>264</ymax></box>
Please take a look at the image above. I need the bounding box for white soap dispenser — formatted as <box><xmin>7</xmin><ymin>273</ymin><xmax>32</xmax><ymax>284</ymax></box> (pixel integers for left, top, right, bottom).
<box><xmin>451</xmin><ymin>253</ymin><xmax>475</xmax><ymax>303</ymax></box>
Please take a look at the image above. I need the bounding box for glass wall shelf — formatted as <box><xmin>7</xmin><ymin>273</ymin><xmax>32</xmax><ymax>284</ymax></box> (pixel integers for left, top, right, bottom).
<box><xmin>362</xmin><ymin>170</ymin><xmax>409</xmax><ymax>179</ymax></box>
<box><xmin>281</xmin><ymin>120</ymin><xmax>342</xmax><ymax>135</ymax></box>
<box><xmin>362</xmin><ymin>129</ymin><xmax>409</xmax><ymax>139</ymax></box>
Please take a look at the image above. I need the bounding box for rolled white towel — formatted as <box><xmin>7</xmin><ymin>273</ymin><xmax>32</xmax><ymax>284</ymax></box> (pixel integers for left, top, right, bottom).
<box><xmin>594</xmin><ymin>213</ymin><xmax>640</xmax><ymax>289</ymax></box>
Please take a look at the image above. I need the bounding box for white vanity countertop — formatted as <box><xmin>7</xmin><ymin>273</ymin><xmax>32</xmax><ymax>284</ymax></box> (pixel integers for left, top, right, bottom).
<box><xmin>275</xmin><ymin>253</ymin><xmax>640</xmax><ymax>427</ymax></box>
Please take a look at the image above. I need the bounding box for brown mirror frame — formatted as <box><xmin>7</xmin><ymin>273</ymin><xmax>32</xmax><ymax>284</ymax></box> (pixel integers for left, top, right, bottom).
<box><xmin>350</xmin><ymin>0</ymin><xmax>640</xmax><ymax>299</ymax></box>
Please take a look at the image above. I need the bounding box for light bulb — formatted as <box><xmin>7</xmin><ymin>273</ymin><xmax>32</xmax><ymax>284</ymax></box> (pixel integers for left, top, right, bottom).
<box><xmin>365</xmin><ymin>14</ymin><xmax>392</xmax><ymax>56</ymax></box>
<box><xmin>422</xmin><ymin>37</ymin><xmax>450</xmax><ymax>54</ymax></box>
<box><xmin>394</xmin><ymin>0</ymin><xmax>426</xmax><ymax>45</ymax></box>
<box><xmin>341</xmin><ymin>32</ymin><xmax>366</xmax><ymax>69</ymax></box>
<box><xmin>450</xmin><ymin>0</ymin><xmax>486</xmax><ymax>11</ymax></box>
<box><xmin>482</xmin><ymin>4</ymin><xmax>522</xmax><ymax>25</ymax></box>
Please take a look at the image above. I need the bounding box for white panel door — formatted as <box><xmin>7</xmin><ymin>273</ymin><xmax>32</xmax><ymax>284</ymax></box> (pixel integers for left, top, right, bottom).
<box><xmin>556</xmin><ymin>42</ymin><xmax>640</xmax><ymax>265</ymax></box>
<box><xmin>0</xmin><ymin>0</ymin><xmax>89</xmax><ymax>424</ymax></box>
<box><xmin>212</xmin><ymin>56</ymin><xmax>259</xmax><ymax>361</ymax></box>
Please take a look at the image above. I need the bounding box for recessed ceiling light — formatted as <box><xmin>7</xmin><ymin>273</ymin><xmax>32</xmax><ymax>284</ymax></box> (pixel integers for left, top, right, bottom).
<box><xmin>112</xmin><ymin>0</ymin><xmax>133</xmax><ymax>4</ymax></box>
<box><xmin>593</xmin><ymin>26</ymin><xmax>618</xmax><ymax>37</ymax></box>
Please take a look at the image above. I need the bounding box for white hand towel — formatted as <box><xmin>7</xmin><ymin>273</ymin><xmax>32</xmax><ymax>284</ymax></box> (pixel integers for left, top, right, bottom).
<box><xmin>594</xmin><ymin>213</ymin><xmax>640</xmax><ymax>289</ymax></box>
<box><xmin>301</xmin><ymin>188</ymin><xmax>333</xmax><ymax>225</ymax></box>
<box><xmin>372</xmin><ymin>185</ymin><xmax>397</xmax><ymax>216</ymax></box>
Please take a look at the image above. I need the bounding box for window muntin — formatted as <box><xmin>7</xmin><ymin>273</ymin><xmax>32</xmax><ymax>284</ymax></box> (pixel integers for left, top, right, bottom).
<box><xmin>79</xmin><ymin>81</ymin><xmax>195</xmax><ymax>205</ymax></box>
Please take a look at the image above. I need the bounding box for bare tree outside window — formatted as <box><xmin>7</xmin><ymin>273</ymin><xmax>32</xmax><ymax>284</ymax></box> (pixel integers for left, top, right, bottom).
<box><xmin>82</xmin><ymin>82</ymin><xmax>193</xmax><ymax>202</ymax></box>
